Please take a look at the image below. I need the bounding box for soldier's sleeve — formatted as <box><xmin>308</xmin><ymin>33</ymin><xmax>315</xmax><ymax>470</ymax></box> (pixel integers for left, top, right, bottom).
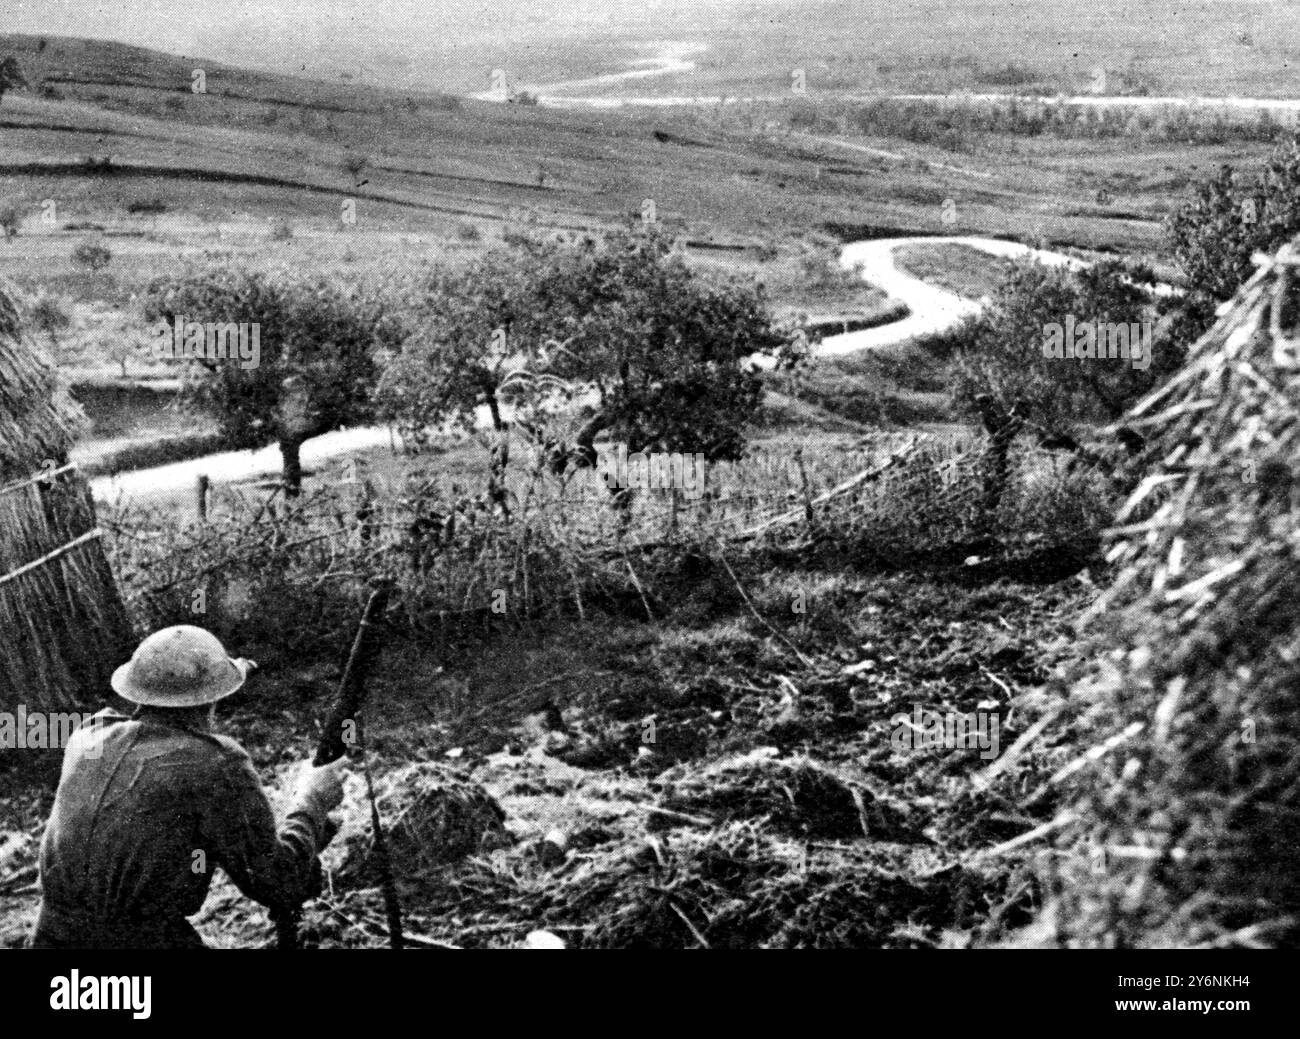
<box><xmin>198</xmin><ymin>744</ymin><xmax>333</xmax><ymax>913</ymax></box>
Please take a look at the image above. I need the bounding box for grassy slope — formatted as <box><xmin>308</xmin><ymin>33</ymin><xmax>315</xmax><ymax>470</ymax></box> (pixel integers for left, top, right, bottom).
<box><xmin>894</xmin><ymin>241</ymin><xmax>1014</xmax><ymax>301</ymax></box>
<box><xmin>2</xmin><ymin>35</ymin><xmax>1277</xmax><ymax>260</ymax></box>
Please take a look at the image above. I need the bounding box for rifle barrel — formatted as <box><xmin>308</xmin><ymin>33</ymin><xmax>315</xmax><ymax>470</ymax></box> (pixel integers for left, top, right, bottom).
<box><xmin>313</xmin><ymin>586</ymin><xmax>391</xmax><ymax>766</ymax></box>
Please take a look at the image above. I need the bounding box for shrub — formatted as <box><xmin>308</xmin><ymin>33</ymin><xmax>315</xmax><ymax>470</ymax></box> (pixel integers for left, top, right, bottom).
<box><xmin>1168</xmin><ymin>134</ymin><xmax>1300</xmax><ymax>305</ymax></box>
<box><xmin>126</xmin><ymin>199</ymin><xmax>168</xmax><ymax>215</ymax></box>
<box><xmin>0</xmin><ymin>56</ymin><xmax>26</xmax><ymax>105</ymax></box>
<box><xmin>80</xmin><ymin>154</ymin><xmax>114</xmax><ymax>174</ymax></box>
<box><xmin>0</xmin><ymin>203</ymin><xmax>21</xmax><ymax>238</ymax></box>
<box><xmin>975</xmin><ymin>63</ymin><xmax>1041</xmax><ymax>88</ymax></box>
<box><xmin>81</xmin><ymin>431</ymin><xmax>227</xmax><ymax>477</ymax></box>
<box><xmin>341</xmin><ymin>152</ymin><xmax>369</xmax><ymax>183</ymax></box>
<box><xmin>70</xmin><ymin>242</ymin><xmax>112</xmax><ymax>271</ymax></box>
<box><xmin>26</xmin><ymin>291</ymin><xmax>71</xmax><ymax>344</ymax></box>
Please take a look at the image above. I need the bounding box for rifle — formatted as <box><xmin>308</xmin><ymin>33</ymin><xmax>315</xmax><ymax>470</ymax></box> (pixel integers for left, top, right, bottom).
<box><xmin>275</xmin><ymin>583</ymin><xmax>403</xmax><ymax>949</ymax></box>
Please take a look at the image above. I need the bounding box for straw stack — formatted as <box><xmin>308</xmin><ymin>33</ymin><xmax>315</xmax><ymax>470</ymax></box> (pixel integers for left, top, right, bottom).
<box><xmin>1062</xmin><ymin>238</ymin><xmax>1300</xmax><ymax>946</ymax></box>
<box><xmin>0</xmin><ymin>283</ymin><xmax>132</xmax><ymax>718</ymax></box>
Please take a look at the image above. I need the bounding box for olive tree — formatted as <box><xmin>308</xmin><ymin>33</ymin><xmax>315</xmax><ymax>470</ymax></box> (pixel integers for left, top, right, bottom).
<box><xmin>377</xmin><ymin>227</ymin><xmax>799</xmax><ymax>500</ymax></box>
<box><xmin>143</xmin><ymin>268</ymin><xmax>401</xmax><ymax>494</ymax></box>
<box><xmin>943</xmin><ymin>258</ymin><xmax>1177</xmax><ymax>508</ymax></box>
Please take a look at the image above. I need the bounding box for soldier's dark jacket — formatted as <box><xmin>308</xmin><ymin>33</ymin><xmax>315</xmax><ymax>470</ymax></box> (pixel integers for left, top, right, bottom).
<box><xmin>30</xmin><ymin>708</ymin><xmax>333</xmax><ymax>949</ymax></box>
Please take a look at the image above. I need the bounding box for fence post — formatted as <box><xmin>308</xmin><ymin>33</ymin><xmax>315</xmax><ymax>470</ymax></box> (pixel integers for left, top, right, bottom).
<box><xmin>795</xmin><ymin>449</ymin><xmax>817</xmax><ymax>533</ymax></box>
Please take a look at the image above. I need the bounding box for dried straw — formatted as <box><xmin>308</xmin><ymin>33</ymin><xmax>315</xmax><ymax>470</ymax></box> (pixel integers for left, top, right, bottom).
<box><xmin>1061</xmin><ymin>237</ymin><xmax>1300</xmax><ymax>946</ymax></box>
<box><xmin>0</xmin><ymin>283</ymin><xmax>132</xmax><ymax>720</ymax></box>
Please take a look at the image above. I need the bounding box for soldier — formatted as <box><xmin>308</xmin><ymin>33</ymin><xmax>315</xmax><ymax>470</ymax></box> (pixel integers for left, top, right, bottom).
<box><xmin>29</xmin><ymin>626</ymin><xmax>346</xmax><ymax>949</ymax></box>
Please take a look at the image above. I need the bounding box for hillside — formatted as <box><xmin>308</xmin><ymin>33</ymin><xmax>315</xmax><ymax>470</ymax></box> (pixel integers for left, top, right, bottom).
<box><xmin>2</xmin><ymin>33</ymin><xmax>1266</xmax><ymax>265</ymax></box>
<box><xmin>1</xmin><ymin>26</ymin><xmax>1297</xmax><ymax>961</ymax></box>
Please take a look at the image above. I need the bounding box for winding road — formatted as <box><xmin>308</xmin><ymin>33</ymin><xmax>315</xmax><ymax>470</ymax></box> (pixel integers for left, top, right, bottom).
<box><xmin>472</xmin><ymin>42</ymin><xmax>705</xmax><ymax>103</ymax></box>
<box><xmin>816</xmin><ymin>236</ymin><xmax>1085</xmax><ymax>356</ymax></box>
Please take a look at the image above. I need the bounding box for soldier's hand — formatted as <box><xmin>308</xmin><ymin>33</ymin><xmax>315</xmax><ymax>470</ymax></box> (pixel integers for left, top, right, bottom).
<box><xmin>294</xmin><ymin>756</ymin><xmax>347</xmax><ymax>815</ymax></box>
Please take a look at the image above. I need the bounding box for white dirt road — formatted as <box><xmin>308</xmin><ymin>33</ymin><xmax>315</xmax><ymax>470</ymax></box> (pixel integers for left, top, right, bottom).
<box><xmin>815</xmin><ymin>236</ymin><xmax>1086</xmax><ymax>356</ymax></box>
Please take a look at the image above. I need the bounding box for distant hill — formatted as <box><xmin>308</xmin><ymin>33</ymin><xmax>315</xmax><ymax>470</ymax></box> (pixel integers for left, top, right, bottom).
<box><xmin>1</xmin><ymin>34</ymin><xmax>458</xmax><ymax>113</ymax></box>
<box><xmin>0</xmin><ymin>33</ymin><xmax>1026</xmax><ymax>244</ymax></box>
<box><xmin>5</xmin><ymin>1</ymin><xmax>1300</xmax><ymax>98</ymax></box>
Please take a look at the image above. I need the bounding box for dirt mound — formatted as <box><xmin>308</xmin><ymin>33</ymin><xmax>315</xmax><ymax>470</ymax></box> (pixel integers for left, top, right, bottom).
<box><xmin>654</xmin><ymin>748</ymin><xmax>913</xmax><ymax>840</ymax></box>
<box><xmin>549</xmin><ymin>821</ymin><xmax>958</xmax><ymax>948</ymax></box>
<box><xmin>328</xmin><ymin>762</ymin><xmax>509</xmax><ymax>890</ymax></box>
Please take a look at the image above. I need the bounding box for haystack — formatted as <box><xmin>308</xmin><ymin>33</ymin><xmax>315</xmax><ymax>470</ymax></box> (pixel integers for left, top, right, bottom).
<box><xmin>1058</xmin><ymin>239</ymin><xmax>1300</xmax><ymax>947</ymax></box>
<box><xmin>0</xmin><ymin>282</ymin><xmax>132</xmax><ymax>722</ymax></box>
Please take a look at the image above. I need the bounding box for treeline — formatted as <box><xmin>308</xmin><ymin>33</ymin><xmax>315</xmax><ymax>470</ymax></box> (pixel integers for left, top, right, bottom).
<box><xmin>784</xmin><ymin>96</ymin><xmax>1288</xmax><ymax>151</ymax></box>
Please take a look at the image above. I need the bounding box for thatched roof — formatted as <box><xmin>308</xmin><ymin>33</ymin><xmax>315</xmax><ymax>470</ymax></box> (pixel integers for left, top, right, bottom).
<box><xmin>0</xmin><ymin>281</ymin><xmax>84</xmax><ymax>484</ymax></box>
<box><xmin>1058</xmin><ymin>238</ymin><xmax>1300</xmax><ymax>947</ymax></box>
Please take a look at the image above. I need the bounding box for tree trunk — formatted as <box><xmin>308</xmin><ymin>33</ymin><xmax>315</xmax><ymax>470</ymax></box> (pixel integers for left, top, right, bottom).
<box><xmin>568</xmin><ymin>410</ymin><xmax>611</xmax><ymax>473</ymax></box>
<box><xmin>488</xmin><ymin>432</ymin><xmax>510</xmax><ymax>521</ymax></box>
<box><xmin>973</xmin><ymin>394</ymin><xmax>1024</xmax><ymax>518</ymax></box>
<box><xmin>280</xmin><ymin>438</ymin><xmax>304</xmax><ymax>498</ymax></box>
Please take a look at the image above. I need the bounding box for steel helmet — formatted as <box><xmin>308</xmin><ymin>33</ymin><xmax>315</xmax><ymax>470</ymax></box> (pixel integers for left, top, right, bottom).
<box><xmin>111</xmin><ymin>626</ymin><xmax>255</xmax><ymax>707</ymax></box>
